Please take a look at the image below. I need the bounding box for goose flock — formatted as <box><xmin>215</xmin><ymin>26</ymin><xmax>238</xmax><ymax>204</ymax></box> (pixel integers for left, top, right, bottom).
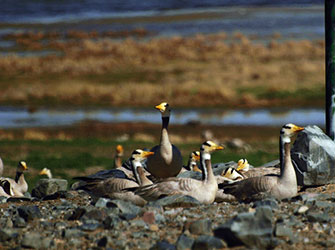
<box><xmin>0</xmin><ymin>102</ymin><xmax>305</xmax><ymax>206</ymax></box>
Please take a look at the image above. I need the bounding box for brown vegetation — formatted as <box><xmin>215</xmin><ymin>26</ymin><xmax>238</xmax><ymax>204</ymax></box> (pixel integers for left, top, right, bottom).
<box><xmin>0</xmin><ymin>31</ymin><xmax>325</xmax><ymax>108</ymax></box>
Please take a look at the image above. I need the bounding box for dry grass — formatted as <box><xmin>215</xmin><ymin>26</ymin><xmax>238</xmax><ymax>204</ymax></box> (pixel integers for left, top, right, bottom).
<box><xmin>0</xmin><ymin>31</ymin><xmax>325</xmax><ymax>108</ymax></box>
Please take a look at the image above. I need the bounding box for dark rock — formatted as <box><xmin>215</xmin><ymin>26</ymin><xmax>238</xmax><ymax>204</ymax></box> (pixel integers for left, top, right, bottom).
<box><xmin>107</xmin><ymin>199</ymin><xmax>141</xmax><ymax>215</ymax></box>
<box><xmin>80</xmin><ymin>220</ymin><xmax>101</xmax><ymax>231</ymax></box>
<box><xmin>0</xmin><ymin>229</ymin><xmax>18</xmax><ymax>242</ymax></box>
<box><xmin>97</xmin><ymin>236</ymin><xmax>108</xmax><ymax>247</ymax></box>
<box><xmin>275</xmin><ymin>223</ymin><xmax>294</xmax><ymax>242</ymax></box>
<box><xmin>12</xmin><ymin>216</ymin><xmax>26</xmax><ymax>228</ymax></box>
<box><xmin>214</xmin><ymin>206</ymin><xmax>275</xmax><ymax>249</ymax></box>
<box><xmin>17</xmin><ymin>205</ymin><xmax>42</xmax><ymax>222</ymax></box>
<box><xmin>81</xmin><ymin>208</ymin><xmax>107</xmax><ymax>222</ymax></box>
<box><xmin>42</xmin><ymin>190</ymin><xmax>69</xmax><ymax>200</ymax></box>
<box><xmin>149</xmin><ymin>195</ymin><xmax>201</xmax><ymax>208</ymax></box>
<box><xmin>306</xmin><ymin>212</ymin><xmax>330</xmax><ymax>223</ymax></box>
<box><xmin>192</xmin><ymin>235</ymin><xmax>226</xmax><ymax>250</ymax></box>
<box><xmin>188</xmin><ymin>219</ymin><xmax>212</xmax><ymax>235</ymax></box>
<box><xmin>95</xmin><ymin>197</ymin><xmax>110</xmax><ymax>208</ymax></box>
<box><xmin>66</xmin><ymin>207</ymin><xmax>86</xmax><ymax>220</ymax></box>
<box><xmin>150</xmin><ymin>240</ymin><xmax>176</xmax><ymax>250</ymax></box>
<box><xmin>62</xmin><ymin>228</ymin><xmax>84</xmax><ymax>238</ymax></box>
<box><xmin>253</xmin><ymin>198</ymin><xmax>279</xmax><ymax>209</ymax></box>
<box><xmin>31</xmin><ymin>178</ymin><xmax>68</xmax><ymax>198</ymax></box>
<box><xmin>7</xmin><ymin>197</ymin><xmax>33</xmax><ymax>202</ymax></box>
<box><xmin>292</xmin><ymin>125</ymin><xmax>335</xmax><ymax>186</ymax></box>
<box><xmin>176</xmin><ymin>234</ymin><xmax>194</xmax><ymax>250</ymax></box>
<box><xmin>103</xmin><ymin>215</ymin><xmax>121</xmax><ymax>229</ymax></box>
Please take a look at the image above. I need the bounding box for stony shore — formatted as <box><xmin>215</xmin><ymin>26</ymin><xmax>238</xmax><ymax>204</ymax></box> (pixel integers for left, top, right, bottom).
<box><xmin>0</xmin><ymin>181</ymin><xmax>334</xmax><ymax>249</ymax></box>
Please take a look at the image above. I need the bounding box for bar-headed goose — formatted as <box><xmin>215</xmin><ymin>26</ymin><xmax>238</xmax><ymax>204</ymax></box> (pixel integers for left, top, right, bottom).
<box><xmin>179</xmin><ymin>151</ymin><xmax>200</xmax><ymax>173</ymax></box>
<box><xmin>0</xmin><ymin>179</ymin><xmax>12</xmax><ymax>197</ymax></box>
<box><xmin>146</xmin><ymin>102</ymin><xmax>183</xmax><ymax>178</ymax></box>
<box><xmin>133</xmin><ymin>141</ymin><xmax>223</xmax><ymax>204</ymax></box>
<box><xmin>39</xmin><ymin>168</ymin><xmax>53</xmax><ymax>179</ymax></box>
<box><xmin>221</xmin><ymin>123</ymin><xmax>304</xmax><ymax>202</ymax></box>
<box><xmin>114</xmin><ymin>144</ymin><xmax>124</xmax><ymax>168</ymax></box>
<box><xmin>74</xmin><ymin>149</ymin><xmax>154</xmax><ymax>206</ymax></box>
<box><xmin>236</xmin><ymin>158</ymin><xmax>280</xmax><ymax>178</ymax></box>
<box><xmin>0</xmin><ymin>161</ymin><xmax>29</xmax><ymax>197</ymax></box>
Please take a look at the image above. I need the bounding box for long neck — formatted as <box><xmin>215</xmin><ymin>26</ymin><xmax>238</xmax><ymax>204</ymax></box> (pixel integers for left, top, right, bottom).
<box><xmin>279</xmin><ymin>139</ymin><xmax>295</xmax><ymax>181</ymax></box>
<box><xmin>47</xmin><ymin>171</ymin><xmax>53</xmax><ymax>179</ymax></box>
<box><xmin>0</xmin><ymin>157</ymin><xmax>3</xmax><ymax>176</ymax></box>
<box><xmin>200</xmin><ymin>151</ymin><xmax>210</xmax><ymax>181</ymax></box>
<box><xmin>114</xmin><ymin>156</ymin><xmax>122</xmax><ymax>168</ymax></box>
<box><xmin>131</xmin><ymin>160</ymin><xmax>142</xmax><ymax>185</ymax></box>
<box><xmin>160</xmin><ymin>116</ymin><xmax>170</xmax><ymax>145</ymax></box>
<box><xmin>279</xmin><ymin>135</ymin><xmax>290</xmax><ymax>174</ymax></box>
<box><xmin>15</xmin><ymin>171</ymin><xmax>24</xmax><ymax>184</ymax></box>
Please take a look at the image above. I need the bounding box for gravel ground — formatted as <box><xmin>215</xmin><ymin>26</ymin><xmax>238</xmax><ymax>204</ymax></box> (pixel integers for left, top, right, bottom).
<box><xmin>0</xmin><ymin>183</ymin><xmax>335</xmax><ymax>250</ymax></box>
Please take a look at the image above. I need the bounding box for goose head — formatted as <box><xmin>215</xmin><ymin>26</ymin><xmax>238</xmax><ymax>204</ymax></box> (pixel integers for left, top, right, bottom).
<box><xmin>115</xmin><ymin>144</ymin><xmax>124</xmax><ymax>157</ymax></box>
<box><xmin>17</xmin><ymin>161</ymin><xmax>28</xmax><ymax>172</ymax></box>
<box><xmin>236</xmin><ymin>158</ymin><xmax>249</xmax><ymax>172</ymax></box>
<box><xmin>200</xmin><ymin>141</ymin><xmax>224</xmax><ymax>160</ymax></box>
<box><xmin>130</xmin><ymin>149</ymin><xmax>154</xmax><ymax>164</ymax></box>
<box><xmin>280</xmin><ymin>123</ymin><xmax>304</xmax><ymax>143</ymax></box>
<box><xmin>190</xmin><ymin>151</ymin><xmax>200</xmax><ymax>163</ymax></box>
<box><xmin>221</xmin><ymin>167</ymin><xmax>244</xmax><ymax>181</ymax></box>
<box><xmin>155</xmin><ymin>102</ymin><xmax>171</xmax><ymax>118</ymax></box>
<box><xmin>39</xmin><ymin>167</ymin><xmax>52</xmax><ymax>178</ymax></box>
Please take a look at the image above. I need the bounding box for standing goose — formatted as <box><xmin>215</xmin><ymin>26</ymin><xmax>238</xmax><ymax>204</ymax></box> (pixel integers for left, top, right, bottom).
<box><xmin>221</xmin><ymin>123</ymin><xmax>304</xmax><ymax>202</ymax></box>
<box><xmin>146</xmin><ymin>102</ymin><xmax>183</xmax><ymax>178</ymax></box>
<box><xmin>74</xmin><ymin>150</ymin><xmax>154</xmax><ymax>206</ymax></box>
<box><xmin>0</xmin><ymin>161</ymin><xmax>28</xmax><ymax>197</ymax></box>
<box><xmin>133</xmin><ymin>141</ymin><xmax>223</xmax><ymax>204</ymax></box>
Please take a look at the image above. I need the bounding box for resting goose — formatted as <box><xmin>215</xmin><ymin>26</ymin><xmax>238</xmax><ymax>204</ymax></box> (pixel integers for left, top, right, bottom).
<box><xmin>146</xmin><ymin>102</ymin><xmax>183</xmax><ymax>178</ymax></box>
<box><xmin>0</xmin><ymin>161</ymin><xmax>28</xmax><ymax>197</ymax></box>
<box><xmin>221</xmin><ymin>123</ymin><xmax>304</xmax><ymax>202</ymax></box>
<box><xmin>179</xmin><ymin>151</ymin><xmax>200</xmax><ymax>173</ymax></box>
<box><xmin>114</xmin><ymin>144</ymin><xmax>124</xmax><ymax>168</ymax></box>
<box><xmin>74</xmin><ymin>149</ymin><xmax>154</xmax><ymax>206</ymax></box>
<box><xmin>39</xmin><ymin>168</ymin><xmax>53</xmax><ymax>179</ymax></box>
<box><xmin>0</xmin><ymin>179</ymin><xmax>12</xmax><ymax>197</ymax></box>
<box><xmin>133</xmin><ymin>141</ymin><xmax>223</xmax><ymax>204</ymax></box>
<box><xmin>236</xmin><ymin>158</ymin><xmax>280</xmax><ymax>178</ymax></box>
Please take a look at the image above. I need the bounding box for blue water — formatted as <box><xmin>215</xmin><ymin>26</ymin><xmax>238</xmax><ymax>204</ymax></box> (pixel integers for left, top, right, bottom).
<box><xmin>0</xmin><ymin>1</ymin><xmax>323</xmax><ymax>23</ymax></box>
<box><xmin>0</xmin><ymin>107</ymin><xmax>325</xmax><ymax>128</ymax></box>
<box><xmin>0</xmin><ymin>0</ymin><xmax>324</xmax><ymax>45</ymax></box>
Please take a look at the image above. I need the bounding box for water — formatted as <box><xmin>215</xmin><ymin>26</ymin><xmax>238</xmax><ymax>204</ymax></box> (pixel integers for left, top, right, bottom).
<box><xmin>0</xmin><ymin>107</ymin><xmax>324</xmax><ymax>129</ymax></box>
<box><xmin>0</xmin><ymin>0</ymin><xmax>324</xmax><ymax>54</ymax></box>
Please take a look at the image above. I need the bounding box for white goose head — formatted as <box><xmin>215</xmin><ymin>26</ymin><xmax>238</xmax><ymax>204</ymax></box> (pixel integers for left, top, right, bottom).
<box><xmin>200</xmin><ymin>141</ymin><xmax>224</xmax><ymax>160</ymax></box>
<box><xmin>18</xmin><ymin>161</ymin><xmax>28</xmax><ymax>172</ymax></box>
<box><xmin>280</xmin><ymin>123</ymin><xmax>304</xmax><ymax>143</ymax></box>
<box><xmin>155</xmin><ymin>102</ymin><xmax>171</xmax><ymax>118</ymax></box>
<box><xmin>236</xmin><ymin>158</ymin><xmax>249</xmax><ymax>172</ymax></box>
<box><xmin>130</xmin><ymin>149</ymin><xmax>154</xmax><ymax>163</ymax></box>
<box><xmin>222</xmin><ymin>167</ymin><xmax>244</xmax><ymax>181</ymax></box>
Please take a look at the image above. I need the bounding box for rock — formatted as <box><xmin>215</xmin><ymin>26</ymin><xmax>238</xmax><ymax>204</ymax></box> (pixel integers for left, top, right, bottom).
<box><xmin>295</xmin><ymin>205</ymin><xmax>309</xmax><ymax>214</ymax></box>
<box><xmin>81</xmin><ymin>208</ymin><xmax>107</xmax><ymax>222</ymax></box>
<box><xmin>253</xmin><ymin>197</ymin><xmax>279</xmax><ymax>209</ymax></box>
<box><xmin>306</xmin><ymin>212</ymin><xmax>330</xmax><ymax>223</ymax></box>
<box><xmin>42</xmin><ymin>190</ymin><xmax>69</xmax><ymax>200</ymax></box>
<box><xmin>188</xmin><ymin>219</ymin><xmax>212</xmax><ymax>235</ymax></box>
<box><xmin>176</xmin><ymin>234</ymin><xmax>194</xmax><ymax>250</ymax></box>
<box><xmin>107</xmin><ymin>199</ymin><xmax>141</xmax><ymax>218</ymax></box>
<box><xmin>62</xmin><ymin>228</ymin><xmax>84</xmax><ymax>238</ymax></box>
<box><xmin>17</xmin><ymin>205</ymin><xmax>42</xmax><ymax>222</ymax></box>
<box><xmin>275</xmin><ymin>223</ymin><xmax>294</xmax><ymax>242</ymax></box>
<box><xmin>291</xmin><ymin>125</ymin><xmax>335</xmax><ymax>186</ymax></box>
<box><xmin>31</xmin><ymin>178</ymin><xmax>68</xmax><ymax>198</ymax></box>
<box><xmin>13</xmin><ymin>216</ymin><xmax>26</xmax><ymax>228</ymax></box>
<box><xmin>65</xmin><ymin>207</ymin><xmax>86</xmax><ymax>220</ymax></box>
<box><xmin>192</xmin><ymin>235</ymin><xmax>226</xmax><ymax>250</ymax></box>
<box><xmin>214</xmin><ymin>206</ymin><xmax>275</xmax><ymax>249</ymax></box>
<box><xmin>149</xmin><ymin>195</ymin><xmax>201</xmax><ymax>208</ymax></box>
<box><xmin>151</xmin><ymin>240</ymin><xmax>176</xmax><ymax>250</ymax></box>
<box><xmin>0</xmin><ymin>229</ymin><xmax>18</xmax><ymax>242</ymax></box>
<box><xmin>80</xmin><ymin>219</ymin><xmax>101</xmax><ymax>231</ymax></box>
<box><xmin>21</xmin><ymin>232</ymin><xmax>53</xmax><ymax>249</ymax></box>
<box><xmin>97</xmin><ymin>236</ymin><xmax>108</xmax><ymax>247</ymax></box>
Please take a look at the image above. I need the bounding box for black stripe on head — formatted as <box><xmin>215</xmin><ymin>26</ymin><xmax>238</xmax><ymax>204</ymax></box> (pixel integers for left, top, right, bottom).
<box><xmin>280</xmin><ymin>130</ymin><xmax>285</xmax><ymax>134</ymax></box>
<box><xmin>131</xmin><ymin>150</ymin><xmax>141</xmax><ymax>155</ymax></box>
<box><xmin>129</xmin><ymin>157</ymin><xmax>135</xmax><ymax>161</ymax></box>
<box><xmin>203</xmin><ymin>141</ymin><xmax>211</xmax><ymax>147</ymax></box>
<box><xmin>282</xmin><ymin>125</ymin><xmax>292</xmax><ymax>129</ymax></box>
<box><xmin>223</xmin><ymin>168</ymin><xmax>229</xmax><ymax>175</ymax></box>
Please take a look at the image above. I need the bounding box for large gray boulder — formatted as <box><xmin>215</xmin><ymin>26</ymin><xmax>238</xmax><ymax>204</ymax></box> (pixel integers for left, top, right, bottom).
<box><xmin>292</xmin><ymin>125</ymin><xmax>335</xmax><ymax>186</ymax></box>
<box><xmin>31</xmin><ymin>178</ymin><xmax>68</xmax><ymax>198</ymax></box>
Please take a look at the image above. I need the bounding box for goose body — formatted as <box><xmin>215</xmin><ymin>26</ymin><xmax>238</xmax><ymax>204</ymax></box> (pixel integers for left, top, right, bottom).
<box><xmin>146</xmin><ymin>102</ymin><xmax>183</xmax><ymax>178</ymax></box>
<box><xmin>74</xmin><ymin>150</ymin><xmax>154</xmax><ymax>206</ymax></box>
<box><xmin>134</xmin><ymin>141</ymin><xmax>223</xmax><ymax>204</ymax></box>
<box><xmin>0</xmin><ymin>161</ymin><xmax>28</xmax><ymax>197</ymax></box>
<box><xmin>222</xmin><ymin>124</ymin><xmax>304</xmax><ymax>202</ymax></box>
